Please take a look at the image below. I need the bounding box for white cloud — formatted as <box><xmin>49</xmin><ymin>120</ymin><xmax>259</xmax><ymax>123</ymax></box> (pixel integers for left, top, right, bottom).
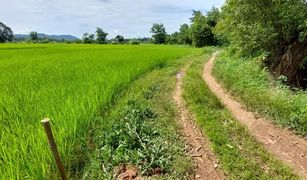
<box><xmin>0</xmin><ymin>0</ymin><xmax>225</xmax><ymax>38</ymax></box>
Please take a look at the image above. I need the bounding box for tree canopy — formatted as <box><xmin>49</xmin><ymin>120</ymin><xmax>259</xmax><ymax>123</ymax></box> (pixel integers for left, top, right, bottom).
<box><xmin>190</xmin><ymin>8</ymin><xmax>220</xmax><ymax>47</ymax></box>
<box><xmin>151</xmin><ymin>23</ymin><xmax>167</xmax><ymax>44</ymax></box>
<box><xmin>29</xmin><ymin>31</ymin><xmax>38</xmax><ymax>41</ymax></box>
<box><xmin>114</xmin><ymin>35</ymin><xmax>125</xmax><ymax>44</ymax></box>
<box><xmin>215</xmin><ymin>0</ymin><xmax>307</xmax><ymax>87</ymax></box>
<box><xmin>96</xmin><ymin>27</ymin><xmax>108</xmax><ymax>44</ymax></box>
<box><xmin>0</xmin><ymin>22</ymin><xmax>13</xmax><ymax>43</ymax></box>
<box><xmin>178</xmin><ymin>24</ymin><xmax>192</xmax><ymax>45</ymax></box>
<box><xmin>82</xmin><ymin>33</ymin><xmax>95</xmax><ymax>44</ymax></box>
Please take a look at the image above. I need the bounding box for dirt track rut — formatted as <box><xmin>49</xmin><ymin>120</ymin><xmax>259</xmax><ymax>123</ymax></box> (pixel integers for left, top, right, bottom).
<box><xmin>173</xmin><ymin>64</ymin><xmax>224</xmax><ymax>179</ymax></box>
<box><xmin>203</xmin><ymin>53</ymin><xmax>307</xmax><ymax>178</ymax></box>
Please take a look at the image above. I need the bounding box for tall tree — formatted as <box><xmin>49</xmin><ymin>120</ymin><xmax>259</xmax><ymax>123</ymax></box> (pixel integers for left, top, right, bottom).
<box><xmin>82</xmin><ymin>33</ymin><xmax>91</xmax><ymax>44</ymax></box>
<box><xmin>190</xmin><ymin>8</ymin><xmax>220</xmax><ymax>47</ymax></box>
<box><xmin>96</xmin><ymin>27</ymin><xmax>108</xmax><ymax>44</ymax></box>
<box><xmin>151</xmin><ymin>23</ymin><xmax>167</xmax><ymax>44</ymax></box>
<box><xmin>29</xmin><ymin>31</ymin><xmax>38</xmax><ymax>41</ymax></box>
<box><xmin>178</xmin><ymin>24</ymin><xmax>192</xmax><ymax>45</ymax></box>
<box><xmin>0</xmin><ymin>22</ymin><xmax>13</xmax><ymax>43</ymax></box>
<box><xmin>207</xmin><ymin>7</ymin><xmax>220</xmax><ymax>27</ymax></box>
<box><xmin>190</xmin><ymin>11</ymin><xmax>212</xmax><ymax>47</ymax></box>
<box><xmin>89</xmin><ymin>34</ymin><xmax>95</xmax><ymax>43</ymax></box>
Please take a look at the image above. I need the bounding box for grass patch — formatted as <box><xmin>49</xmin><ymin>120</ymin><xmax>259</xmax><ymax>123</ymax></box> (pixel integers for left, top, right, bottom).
<box><xmin>79</xmin><ymin>54</ymin><xmax>208</xmax><ymax>179</ymax></box>
<box><xmin>213</xmin><ymin>49</ymin><xmax>307</xmax><ymax>136</ymax></box>
<box><xmin>183</xmin><ymin>57</ymin><xmax>298</xmax><ymax>179</ymax></box>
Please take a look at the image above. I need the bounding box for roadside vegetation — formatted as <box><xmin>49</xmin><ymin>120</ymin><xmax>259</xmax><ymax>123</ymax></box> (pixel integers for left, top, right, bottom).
<box><xmin>214</xmin><ymin>50</ymin><xmax>307</xmax><ymax>136</ymax></box>
<box><xmin>183</xmin><ymin>54</ymin><xmax>299</xmax><ymax>179</ymax></box>
<box><xmin>81</xmin><ymin>54</ymin><xmax>205</xmax><ymax>179</ymax></box>
<box><xmin>0</xmin><ymin>44</ymin><xmax>201</xmax><ymax>179</ymax></box>
<box><xmin>215</xmin><ymin>0</ymin><xmax>307</xmax><ymax>89</ymax></box>
<box><xmin>210</xmin><ymin>0</ymin><xmax>307</xmax><ymax>136</ymax></box>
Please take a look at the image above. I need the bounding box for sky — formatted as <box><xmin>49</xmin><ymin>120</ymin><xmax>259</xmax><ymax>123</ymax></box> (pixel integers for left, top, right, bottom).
<box><xmin>1</xmin><ymin>0</ymin><xmax>225</xmax><ymax>38</ymax></box>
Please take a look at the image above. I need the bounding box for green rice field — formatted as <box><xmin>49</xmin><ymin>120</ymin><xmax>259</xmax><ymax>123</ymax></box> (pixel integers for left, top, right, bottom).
<box><xmin>0</xmin><ymin>44</ymin><xmax>200</xmax><ymax>179</ymax></box>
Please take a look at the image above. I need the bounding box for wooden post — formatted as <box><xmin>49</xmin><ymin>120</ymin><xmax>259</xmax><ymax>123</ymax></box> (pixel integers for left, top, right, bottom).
<box><xmin>41</xmin><ymin>118</ymin><xmax>67</xmax><ymax>180</ymax></box>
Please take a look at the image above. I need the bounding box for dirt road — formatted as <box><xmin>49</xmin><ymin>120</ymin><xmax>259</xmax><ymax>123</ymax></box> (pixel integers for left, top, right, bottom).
<box><xmin>203</xmin><ymin>53</ymin><xmax>307</xmax><ymax>178</ymax></box>
<box><xmin>173</xmin><ymin>64</ymin><xmax>224</xmax><ymax>179</ymax></box>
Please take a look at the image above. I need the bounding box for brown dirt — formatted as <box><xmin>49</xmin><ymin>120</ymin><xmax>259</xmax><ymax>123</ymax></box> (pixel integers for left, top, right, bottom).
<box><xmin>203</xmin><ymin>53</ymin><xmax>307</xmax><ymax>178</ymax></box>
<box><xmin>173</xmin><ymin>64</ymin><xmax>224</xmax><ymax>179</ymax></box>
<box><xmin>116</xmin><ymin>165</ymin><xmax>138</xmax><ymax>180</ymax></box>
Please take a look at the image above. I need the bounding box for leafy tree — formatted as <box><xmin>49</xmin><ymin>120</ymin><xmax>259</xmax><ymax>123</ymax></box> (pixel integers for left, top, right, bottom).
<box><xmin>167</xmin><ymin>32</ymin><xmax>179</xmax><ymax>44</ymax></box>
<box><xmin>151</xmin><ymin>23</ymin><xmax>167</xmax><ymax>44</ymax></box>
<box><xmin>215</xmin><ymin>0</ymin><xmax>307</xmax><ymax>87</ymax></box>
<box><xmin>190</xmin><ymin>11</ymin><xmax>213</xmax><ymax>47</ymax></box>
<box><xmin>82</xmin><ymin>33</ymin><xmax>91</xmax><ymax>44</ymax></box>
<box><xmin>114</xmin><ymin>35</ymin><xmax>125</xmax><ymax>44</ymax></box>
<box><xmin>96</xmin><ymin>27</ymin><xmax>108</xmax><ymax>44</ymax></box>
<box><xmin>0</xmin><ymin>22</ymin><xmax>13</xmax><ymax>43</ymax></box>
<box><xmin>207</xmin><ymin>7</ymin><xmax>220</xmax><ymax>27</ymax></box>
<box><xmin>29</xmin><ymin>31</ymin><xmax>38</xmax><ymax>42</ymax></box>
<box><xmin>190</xmin><ymin>8</ymin><xmax>220</xmax><ymax>47</ymax></box>
<box><xmin>178</xmin><ymin>24</ymin><xmax>192</xmax><ymax>45</ymax></box>
<box><xmin>89</xmin><ymin>34</ymin><xmax>95</xmax><ymax>43</ymax></box>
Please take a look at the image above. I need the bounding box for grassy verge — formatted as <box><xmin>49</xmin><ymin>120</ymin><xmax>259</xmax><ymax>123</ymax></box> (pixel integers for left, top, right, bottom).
<box><xmin>213</xmin><ymin>49</ymin><xmax>307</xmax><ymax>136</ymax></box>
<box><xmin>183</xmin><ymin>57</ymin><xmax>298</xmax><ymax>179</ymax></box>
<box><xmin>77</xmin><ymin>53</ymin><xmax>210</xmax><ymax>179</ymax></box>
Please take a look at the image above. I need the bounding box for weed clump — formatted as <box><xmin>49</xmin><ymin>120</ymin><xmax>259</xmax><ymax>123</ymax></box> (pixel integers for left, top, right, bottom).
<box><xmin>98</xmin><ymin>100</ymin><xmax>171</xmax><ymax>177</ymax></box>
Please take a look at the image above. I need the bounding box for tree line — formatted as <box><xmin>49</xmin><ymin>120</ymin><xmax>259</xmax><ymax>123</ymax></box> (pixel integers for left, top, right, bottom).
<box><xmin>76</xmin><ymin>7</ymin><xmax>221</xmax><ymax>46</ymax></box>
<box><xmin>150</xmin><ymin>7</ymin><xmax>221</xmax><ymax>47</ymax></box>
<box><xmin>0</xmin><ymin>7</ymin><xmax>221</xmax><ymax>47</ymax></box>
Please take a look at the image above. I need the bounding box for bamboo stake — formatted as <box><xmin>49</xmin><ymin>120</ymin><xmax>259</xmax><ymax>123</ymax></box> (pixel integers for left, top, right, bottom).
<box><xmin>41</xmin><ymin>118</ymin><xmax>67</xmax><ymax>180</ymax></box>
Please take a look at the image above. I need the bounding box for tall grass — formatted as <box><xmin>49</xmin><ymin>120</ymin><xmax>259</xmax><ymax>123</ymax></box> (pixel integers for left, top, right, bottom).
<box><xmin>213</xmin><ymin>49</ymin><xmax>307</xmax><ymax>136</ymax></box>
<box><xmin>0</xmin><ymin>44</ymin><xmax>200</xmax><ymax>179</ymax></box>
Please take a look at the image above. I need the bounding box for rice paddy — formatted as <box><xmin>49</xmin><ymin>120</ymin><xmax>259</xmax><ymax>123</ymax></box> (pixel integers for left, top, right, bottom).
<box><xmin>0</xmin><ymin>44</ymin><xmax>200</xmax><ymax>179</ymax></box>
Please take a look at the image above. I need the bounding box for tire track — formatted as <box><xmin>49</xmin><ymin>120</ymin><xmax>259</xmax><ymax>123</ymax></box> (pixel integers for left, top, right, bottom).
<box><xmin>203</xmin><ymin>53</ymin><xmax>307</xmax><ymax>178</ymax></box>
<box><xmin>173</xmin><ymin>64</ymin><xmax>224</xmax><ymax>179</ymax></box>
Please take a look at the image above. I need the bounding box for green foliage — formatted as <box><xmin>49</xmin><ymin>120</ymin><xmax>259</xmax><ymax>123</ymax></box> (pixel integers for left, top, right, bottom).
<box><xmin>0</xmin><ymin>44</ymin><xmax>199</xmax><ymax>179</ymax></box>
<box><xmin>96</xmin><ymin>27</ymin><xmax>108</xmax><ymax>44</ymax></box>
<box><xmin>214</xmin><ymin>49</ymin><xmax>307</xmax><ymax>136</ymax></box>
<box><xmin>98</xmin><ymin>100</ymin><xmax>172</xmax><ymax>175</ymax></box>
<box><xmin>190</xmin><ymin>8</ymin><xmax>220</xmax><ymax>47</ymax></box>
<box><xmin>178</xmin><ymin>24</ymin><xmax>192</xmax><ymax>45</ymax></box>
<box><xmin>166</xmin><ymin>32</ymin><xmax>179</xmax><ymax>44</ymax></box>
<box><xmin>130</xmin><ymin>40</ymin><xmax>140</xmax><ymax>45</ymax></box>
<box><xmin>0</xmin><ymin>22</ymin><xmax>13</xmax><ymax>43</ymax></box>
<box><xmin>151</xmin><ymin>23</ymin><xmax>167</xmax><ymax>44</ymax></box>
<box><xmin>215</xmin><ymin>0</ymin><xmax>307</xmax><ymax>87</ymax></box>
<box><xmin>183</xmin><ymin>56</ymin><xmax>298</xmax><ymax>179</ymax></box>
<box><xmin>82</xmin><ymin>33</ymin><xmax>93</xmax><ymax>44</ymax></box>
<box><xmin>217</xmin><ymin>0</ymin><xmax>307</xmax><ymax>46</ymax></box>
<box><xmin>29</xmin><ymin>31</ymin><xmax>38</xmax><ymax>42</ymax></box>
<box><xmin>114</xmin><ymin>35</ymin><xmax>125</xmax><ymax>44</ymax></box>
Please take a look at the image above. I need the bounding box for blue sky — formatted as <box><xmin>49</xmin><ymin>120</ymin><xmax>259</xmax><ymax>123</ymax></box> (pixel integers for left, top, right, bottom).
<box><xmin>1</xmin><ymin>0</ymin><xmax>225</xmax><ymax>38</ymax></box>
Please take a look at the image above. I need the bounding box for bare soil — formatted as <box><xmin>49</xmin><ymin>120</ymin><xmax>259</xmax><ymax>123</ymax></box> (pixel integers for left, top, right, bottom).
<box><xmin>203</xmin><ymin>53</ymin><xmax>307</xmax><ymax>178</ymax></box>
<box><xmin>173</xmin><ymin>64</ymin><xmax>224</xmax><ymax>179</ymax></box>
